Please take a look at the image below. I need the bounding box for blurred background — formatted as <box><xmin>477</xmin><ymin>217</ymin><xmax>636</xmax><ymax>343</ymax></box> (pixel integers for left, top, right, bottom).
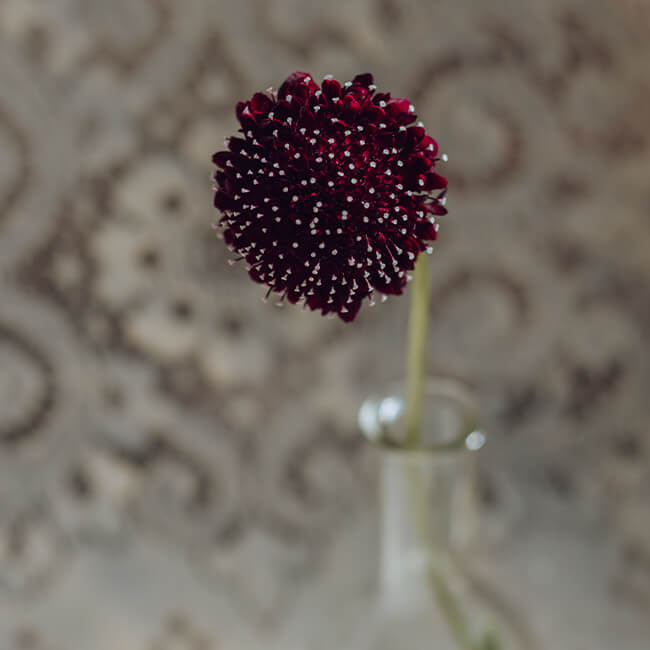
<box><xmin>0</xmin><ymin>0</ymin><xmax>649</xmax><ymax>648</ymax></box>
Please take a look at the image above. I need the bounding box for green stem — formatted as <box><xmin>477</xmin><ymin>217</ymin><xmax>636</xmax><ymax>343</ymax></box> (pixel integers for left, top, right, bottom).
<box><xmin>406</xmin><ymin>464</ymin><xmax>475</xmax><ymax>649</ymax></box>
<box><xmin>403</xmin><ymin>255</ymin><xmax>502</xmax><ymax>650</ymax></box>
<box><xmin>405</xmin><ymin>254</ymin><xmax>431</xmax><ymax>449</ymax></box>
<box><xmin>407</xmin><ymin>461</ymin><xmax>501</xmax><ymax>650</ymax></box>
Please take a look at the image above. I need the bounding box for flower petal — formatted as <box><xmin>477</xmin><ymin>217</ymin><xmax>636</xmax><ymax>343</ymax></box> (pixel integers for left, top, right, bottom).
<box><xmin>352</xmin><ymin>73</ymin><xmax>374</xmax><ymax>87</ymax></box>
<box><xmin>250</xmin><ymin>92</ymin><xmax>273</xmax><ymax>115</ymax></box>
<box><xmin>211</xmin><ymin>151</ymin><xmax>231</xmax><ymax>168</ymax></box>
<box><xmin>278</xmin><ymin>71</ymin><xmax>318</xmax><ymax>99</ymax></box>
<box><xmin>322</xmin><ymin>78</ymin><xmax>342</xmax><ymax>99</ymax></box>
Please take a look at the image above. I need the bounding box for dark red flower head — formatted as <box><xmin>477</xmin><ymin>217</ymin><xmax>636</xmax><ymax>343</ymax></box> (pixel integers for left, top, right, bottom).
<box><xmin>212</xmin><ymin>71</ymin><xmax>447</xmax><ymax>322</ymax></box>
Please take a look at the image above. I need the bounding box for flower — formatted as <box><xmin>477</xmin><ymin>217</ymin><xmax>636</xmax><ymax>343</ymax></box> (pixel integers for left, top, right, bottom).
<box><xmin>212</xmin><ymin>71</ymin><xmax>447</xmax><ymax>322</ymax></box>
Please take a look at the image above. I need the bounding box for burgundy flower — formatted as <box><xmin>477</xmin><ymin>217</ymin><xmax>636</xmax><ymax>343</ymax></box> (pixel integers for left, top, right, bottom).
<box><xmin>212</xmin><ymin>71</ymin><xmax>447</xmax><ymax>322</ymax></box>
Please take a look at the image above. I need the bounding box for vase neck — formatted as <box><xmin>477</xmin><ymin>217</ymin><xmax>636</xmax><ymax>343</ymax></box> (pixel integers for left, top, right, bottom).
<box><xmin>378</xmin><ymin>449</ymin><xmax>476</xmax><ymax>613</ymax></box>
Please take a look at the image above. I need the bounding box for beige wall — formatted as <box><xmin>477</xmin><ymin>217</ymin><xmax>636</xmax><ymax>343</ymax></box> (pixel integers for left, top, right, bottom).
<box><xmin>0</xmin><ymin>0</ymin><xmax>649</xmax><ymax>648</ymax></box>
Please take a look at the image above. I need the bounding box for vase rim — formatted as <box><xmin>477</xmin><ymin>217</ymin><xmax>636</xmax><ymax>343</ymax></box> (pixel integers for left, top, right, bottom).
<box><xmin>358</xmin><ymin>376</ymin><xmax>486</xmax><ymax>455</ymax></box>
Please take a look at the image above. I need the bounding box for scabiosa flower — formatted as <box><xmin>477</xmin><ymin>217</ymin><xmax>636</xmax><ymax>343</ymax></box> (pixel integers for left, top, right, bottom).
<box><xmin>212</xmin><ymin>71</ymin><xmax>447</xmax><ymax>322</ymax></box>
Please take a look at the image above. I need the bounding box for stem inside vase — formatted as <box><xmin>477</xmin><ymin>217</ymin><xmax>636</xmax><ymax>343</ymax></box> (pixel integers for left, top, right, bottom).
<box><xmin>400</xmin><ymin>255</ymin><xmax>505</xmax><ymax>650</ymax></box>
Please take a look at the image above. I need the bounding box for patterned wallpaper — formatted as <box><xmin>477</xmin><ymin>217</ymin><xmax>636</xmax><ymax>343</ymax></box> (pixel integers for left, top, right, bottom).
<box><xmin>0</xmin><ymin>0</ymin><xmax>649</xmax><ymax>648</ymax></box>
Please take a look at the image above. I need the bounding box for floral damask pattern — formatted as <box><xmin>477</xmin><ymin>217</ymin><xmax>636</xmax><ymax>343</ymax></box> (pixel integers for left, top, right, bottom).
<box><xmin>0</xmin><ymin>0</ymin><xmax>649</xmax><ymax>648</ymax></box>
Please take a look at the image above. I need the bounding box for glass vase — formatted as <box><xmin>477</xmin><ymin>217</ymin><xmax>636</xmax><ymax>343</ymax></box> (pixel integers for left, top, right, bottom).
<box><xmin>350</xmin><ymin>377</ymin><xmax>538</xmax><ymax>650</ymax></box>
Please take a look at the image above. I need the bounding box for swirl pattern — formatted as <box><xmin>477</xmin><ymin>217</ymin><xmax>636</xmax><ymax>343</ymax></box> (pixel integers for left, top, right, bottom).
<box><xmin>0</xmin><ymin>0</ymin><xmax>649</xmax><ymax>648</ymax></box>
